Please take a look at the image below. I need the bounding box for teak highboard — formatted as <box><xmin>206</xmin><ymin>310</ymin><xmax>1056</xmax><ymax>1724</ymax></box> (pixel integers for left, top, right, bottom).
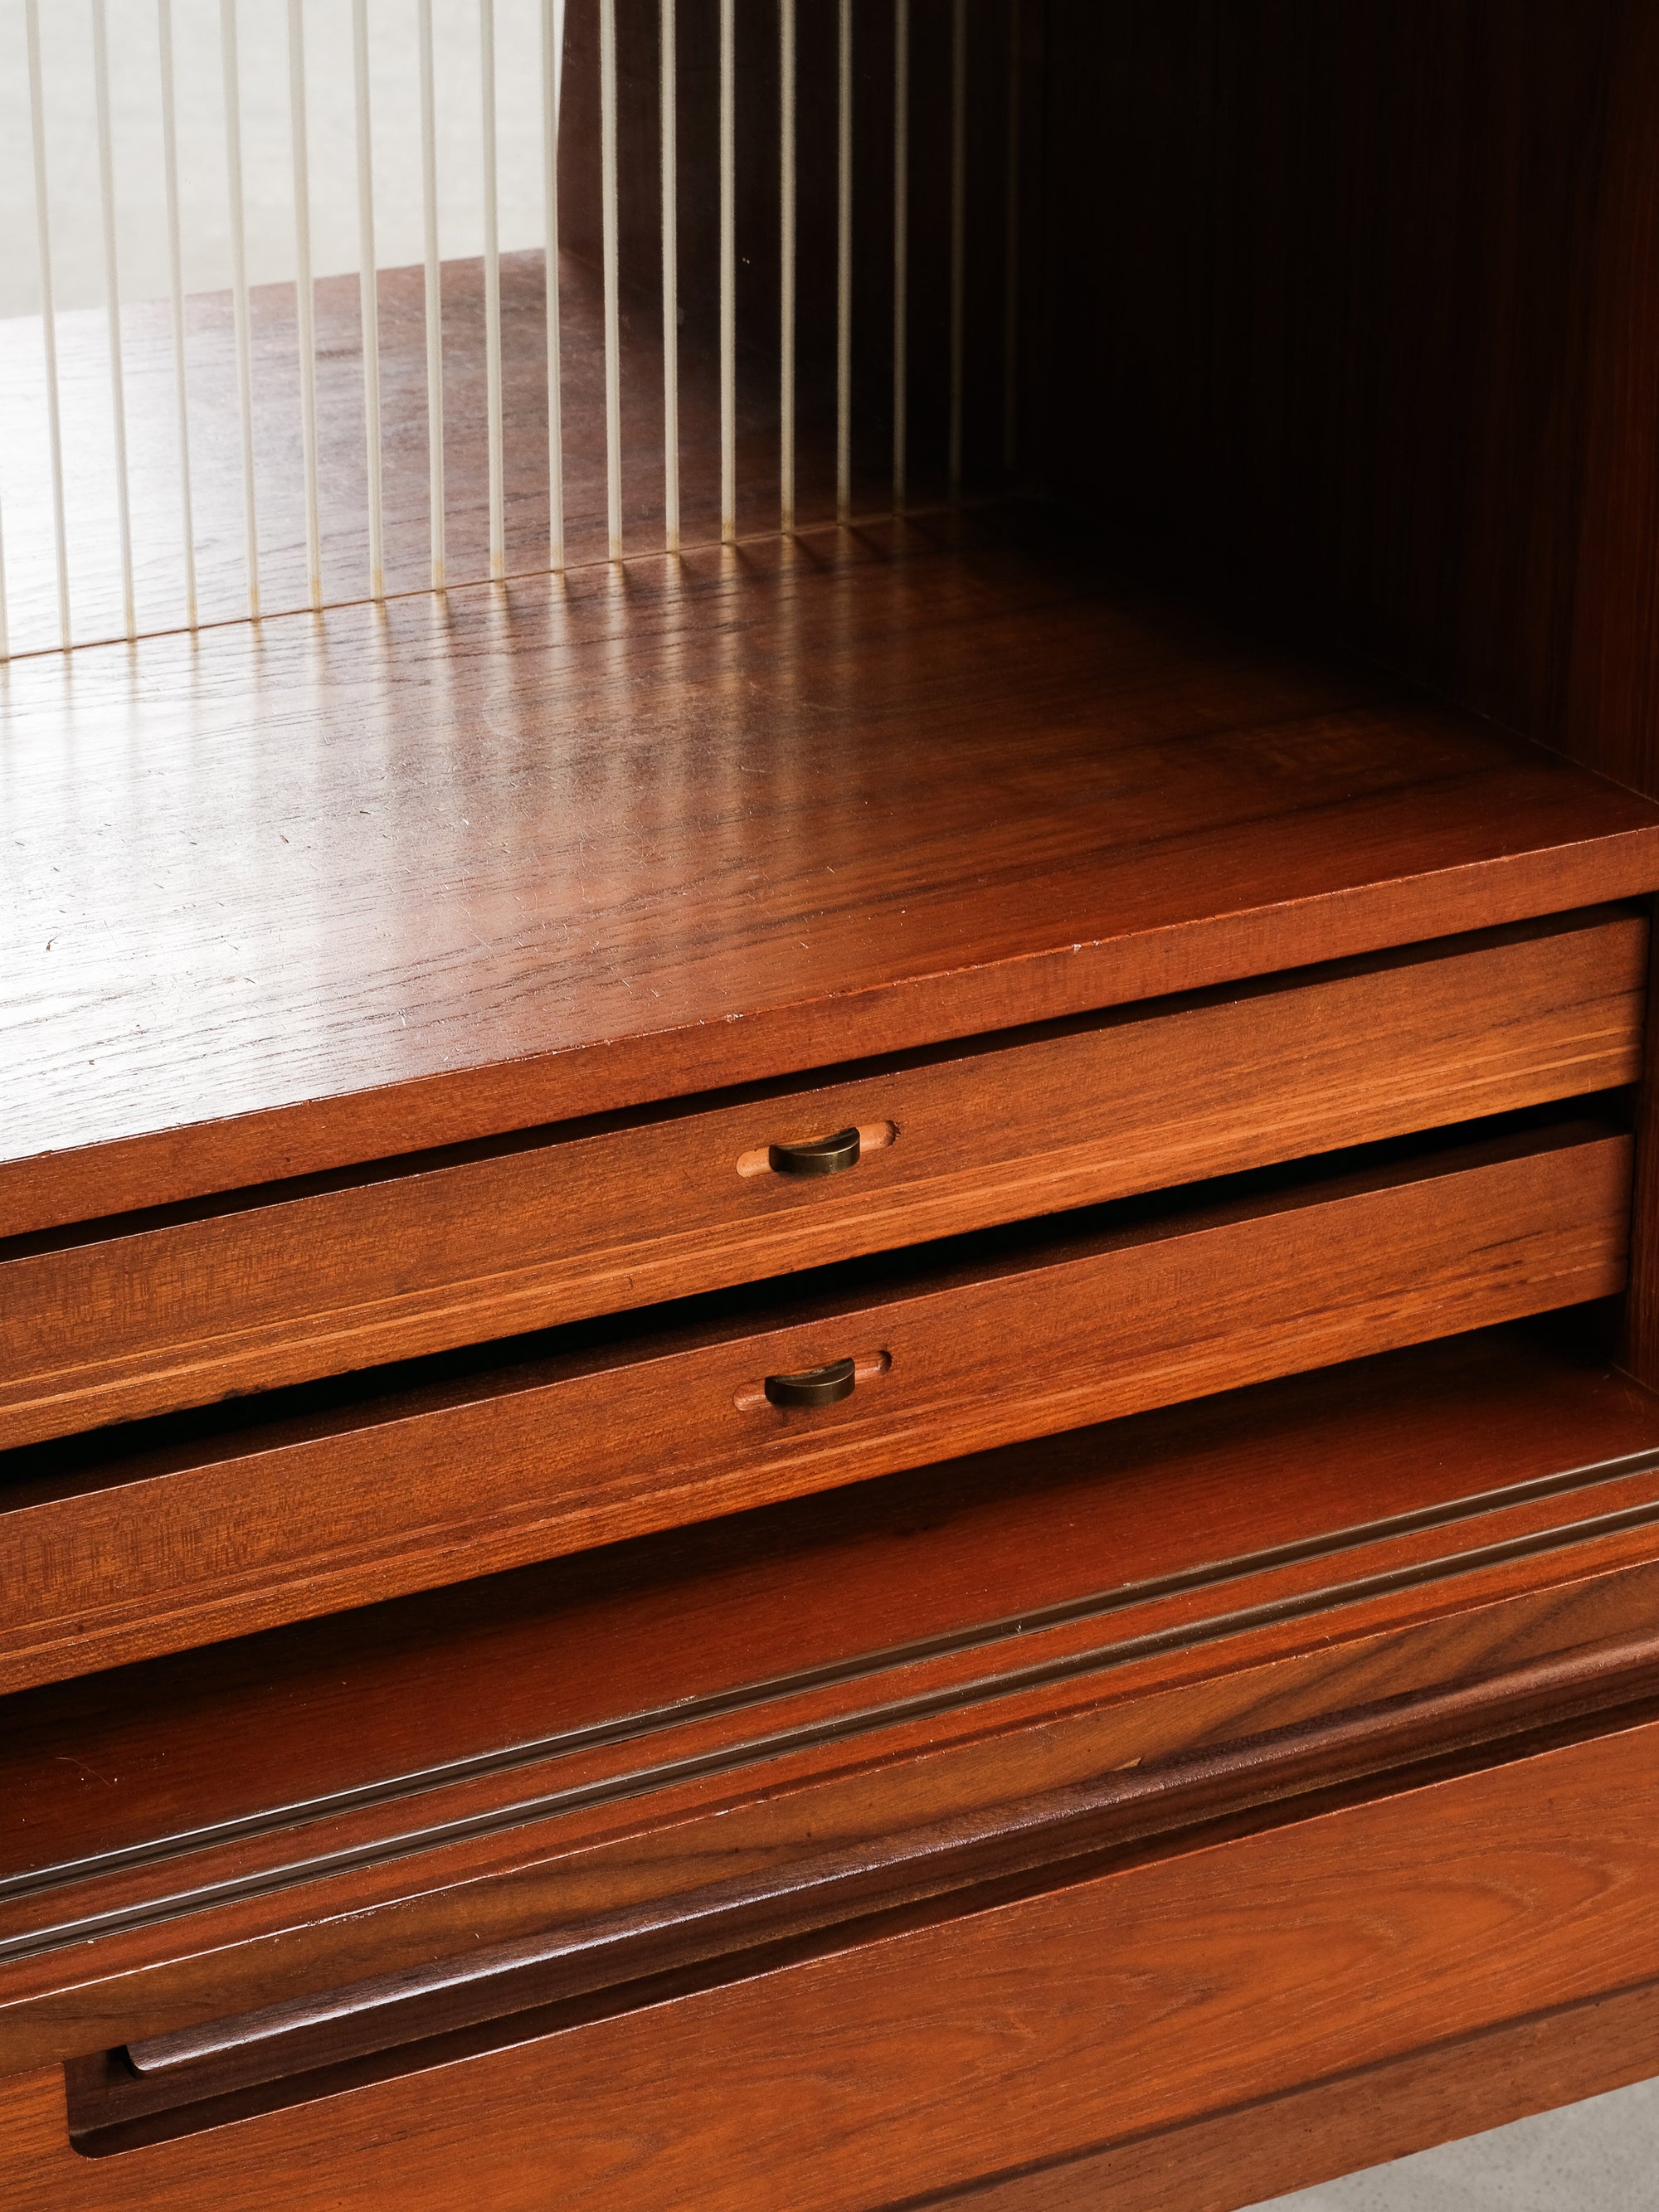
<box><xmin>10</xmin><ymin>5</ymin><xmax>1659</xmax><ymax>2209</ymax></box>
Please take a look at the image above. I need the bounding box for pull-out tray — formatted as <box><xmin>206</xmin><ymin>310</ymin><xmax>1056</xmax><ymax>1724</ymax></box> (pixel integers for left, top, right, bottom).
<box><xmin>0</xmin><ymin>907</ymin><xmax>1642</xmax><ymax>1449</ymax></box>
<box><xmin>0</xmin><ymin>1106</ymin><xmax>1630</xmax><ymax>1691</ymax></box>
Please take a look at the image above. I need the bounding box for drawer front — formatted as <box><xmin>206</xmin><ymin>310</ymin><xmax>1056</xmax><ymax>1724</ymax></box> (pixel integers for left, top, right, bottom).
<box><xmin>7</xmin><ymin>1709</ymin><xmax>1659</xmax><ymax>2210</ymax></box>
<box><xmin>0</xmin><ymin>908</ymin><xmax>1642</xmax><ymax>1449</ymax></box>
<box><xmin>0</xmin><ymin>1120</ymin><xmax>1629</xmax><ymax>1690</ymax></box>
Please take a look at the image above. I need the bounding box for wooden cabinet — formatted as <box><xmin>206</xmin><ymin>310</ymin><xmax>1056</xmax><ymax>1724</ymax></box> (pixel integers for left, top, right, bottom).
<box><xmin>9</xmin><ymin>5</ymin><xmax>1659</xmax><ymax>2207</ymax></box>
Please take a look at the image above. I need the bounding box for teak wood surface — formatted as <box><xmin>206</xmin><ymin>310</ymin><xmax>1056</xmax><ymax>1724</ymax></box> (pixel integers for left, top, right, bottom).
<box><xmin>11</xmin><ymin>10</ymin><xmax>1659</xmax><ymax>2210</ymax></box>
<box><xmin>952</xmin><ymin>1977</ymin><xmax>1659</xmax><ymax>2212</ymax></box>
<box><xmin>0</xmin><ymin>1113</ymin><xmax>1628</xmax><ymax>1694</ymax></box>
<box><xmin>0</xmin><ymin>1318</ymin><xmax>1646</xmax><ymax>1898</ymax></box>
<box><xmin>12</xmin><ymin>12</ymin><xmax>1659</xmax><ymax>2204</ymax></box>
<box><xmin>82</xmin><ymin>1634</ymin><xmax>1659</xmax><ymax>2113</ymax></box>
<box><xmin>10</xmin><ymin>1694</ymin><xmax>1659</xmax><ymax>2206</ymax></box>
<box><xmin>7</xmin><ymin>513</ymin><xmax>1659</xmax><ymax>1240</ymax></box>
<box><xmin>0</xmin><ymin>906</ymin><xmax>1640</xmax><ymax>1450</ymax></box>
<box><xmin>1036</xmin><ymin>0</ymin><xmax>1659</xmax><ymax>812</ymax></box>
<box><xmin>2</xmin><ymin>1315</ymin><xmax>1657</xmax><ymax>2065</ymax></box>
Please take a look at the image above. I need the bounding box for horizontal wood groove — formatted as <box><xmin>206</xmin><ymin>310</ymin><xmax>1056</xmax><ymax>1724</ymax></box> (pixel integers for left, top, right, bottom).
<box><xmin>13</xmin><ymin>1450</ymin><xmax>1659</xmax><ymax>1971</ymax></box>
<box><xmin>0</xmin><ymin>907</ymin><xmax>1642</xmax><ymax>1449</ymax></box>
<box><xmin>7</xmin><ymin>1325</ymin><xmax>1659</xmax><ymax>2077</ymax></box>
<box><xmin>11</xmin><ymin>1430</ymin><xmax>1659</xmax><ymax>1928</ymax></box>
<box><xmin>10</xmin><ymin>1508</ymin><xmax>1659</xmax><ymax>2067</ymax></box>
<box><xmin>105</xmin><ymin>1629</ymin><xmax>1659</xmax><ymax>2107</ymax></box>
<box><xmin>13</xmin><ymin>16</ymin><xmax>1659</xmax><ymax>2202</ymax></box>
<box><xmin>0</xmin><ymin>1114</ymin><xmax>1630</xmax><ymax>1694</ymax></box>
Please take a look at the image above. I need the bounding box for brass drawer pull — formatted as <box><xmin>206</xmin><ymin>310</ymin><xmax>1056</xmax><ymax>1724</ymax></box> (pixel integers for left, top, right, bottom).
<box><xmin>768</xmin><ymin>1127</ymin><xmax>862</xmax><ymax>1179</ymax></box>
<box><xmin>764</xmin><ymin>1357</ymin><xmax>857</xmax><ymax>1408</ymax></box>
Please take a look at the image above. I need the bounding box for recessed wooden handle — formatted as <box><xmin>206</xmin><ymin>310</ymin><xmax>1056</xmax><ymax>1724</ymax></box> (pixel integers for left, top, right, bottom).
<box><xmin>763</xmin><ymin>1357</ymin><xmax>858</xmax><ymax>1409</ymax></box>
<box><xmin>767</xmin><ymin>1127</ymin><xmax>862</xmax><ymax>1179</ymax></box>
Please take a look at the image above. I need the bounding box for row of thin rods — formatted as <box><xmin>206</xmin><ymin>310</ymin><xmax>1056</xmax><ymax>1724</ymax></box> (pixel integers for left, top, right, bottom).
<box><xmin>3</xmin><ymin>0</ymin><xmax>1022</xmax><ymax>662</ymax></box>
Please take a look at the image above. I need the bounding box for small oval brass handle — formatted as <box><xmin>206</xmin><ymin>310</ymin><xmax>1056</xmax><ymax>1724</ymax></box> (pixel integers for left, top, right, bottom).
<box><xmin>768</xmin><ymin>1127</ymin><xmax>861</xmax><ymax>1179</ymax></box>
<box><xmin>764</xmin><ymin>1357</ymin><xmax>857</xmax><ymax>1409</ymax></box>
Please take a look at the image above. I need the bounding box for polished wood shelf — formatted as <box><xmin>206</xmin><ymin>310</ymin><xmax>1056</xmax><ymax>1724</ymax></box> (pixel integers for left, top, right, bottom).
<box><xmin>7</xmin><ymin>509</ymin><xmax>1659</xmax><ymax>1241</ymax></box>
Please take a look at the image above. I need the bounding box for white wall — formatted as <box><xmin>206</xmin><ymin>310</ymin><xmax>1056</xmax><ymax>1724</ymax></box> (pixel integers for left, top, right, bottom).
<box><xmin>0</xmin><ymin>0</ymin><xmax>562</xmax><ymax>318</ymax></box>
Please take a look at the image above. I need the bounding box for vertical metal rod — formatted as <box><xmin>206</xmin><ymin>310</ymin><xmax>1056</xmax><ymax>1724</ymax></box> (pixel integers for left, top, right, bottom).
<box><xmin>289</xmin><ymin>0</ymin><xmax>322</xmax><ymax>610</ymax></box>
<box><xmin>158</xmin><ymin>0</ymin><xmax>197</xmax><ymax>628</ymax></box>
<box><xmin>1002</xmin><ymin>0</ymin><xmax>1021</xmax><ymax>476</ymax></box>
<box><xmin>600</xmin><ymin>0</ymin><xmax>623</xmax><ymax>561</ymax></box>
<box><xmin>542</xmin><ymin>0</ymin><xmax>565</xmax><ymax>569</ymax></box>
<box><xmin>25</xmin><ymin>0</ymin><xmax>71</xmax><ymax>649</ymax></box>
<box><xmin>352</xmin><ymin>0</ymin><xmax>385</xmax><ymax>600</ymax></box>
<box><xmin>778</xmin><ymin>0</ymin><xmax>795</xmax><ymax>534</ymax></box>
<box><xmin>948</xmin><ymin>0</ymin><xmax>967</xmax><ymax>498</ymax></box>
<box><xmin>892</xmin><ymin>0</ymin><xmax>908</xmax><ymax>512</ymax></box>
<box><xmin>417</xmin><ymin>0</ymin><xmax>446</xmax><ymax>589</ymax></box>
<box><xmin>92</xmin><ymin>0</ymin><xmax>136</xmax><ymax>640</ymax></box>
<box><xmin>221</xmin><ymin>0</ymin><xmax>260</xmax><ymax>618</ymax></box>
<box><xmin>481</xmin><ymin>0</ymin><xmax>505</xmax><ymax>581</ymax></box>
<box><xmin>718</xmin><ymin>0</ymin><xmax>735</xmax><ymax>543</ymax></box>
<box><xmin>836</xmin><ymin>0</ymin><xmax>853</xmax><ymax>522</ymax></box>
<box><xmin>660</xmin><ymin>0</ymin><xmax>680</xmax><ymax>552</ymax></box>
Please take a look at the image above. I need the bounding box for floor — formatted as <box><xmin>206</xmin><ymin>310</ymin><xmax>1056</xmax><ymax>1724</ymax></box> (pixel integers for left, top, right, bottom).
<box><xmin>1252</xmin><ymin>2075</ymin><xmax>1659</xmax><ymax>2209</ymax></box>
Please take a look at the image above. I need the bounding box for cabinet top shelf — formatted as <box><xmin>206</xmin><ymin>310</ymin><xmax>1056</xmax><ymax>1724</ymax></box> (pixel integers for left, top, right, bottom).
<box><xmin>5</xmin><ymin>508</ymin><xmax>1658</xmax><ymax>1238</ymax></box>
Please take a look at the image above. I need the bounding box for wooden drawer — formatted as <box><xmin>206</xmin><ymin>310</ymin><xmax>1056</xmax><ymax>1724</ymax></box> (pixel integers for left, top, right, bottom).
<box><xmin>7</xmin><ymin>1704</ymin><xmax>1659</xmax><ymax>2210</ymax></box>
<box><xmin>0</xmin><ymin>907</ymin><xmax>1642</xmax><ymax>1451</ymax></box>
<box><xmin>0</xmin><ymin>1107</ymin><xmax>1630</xmax><ymax>1690</ymax></box>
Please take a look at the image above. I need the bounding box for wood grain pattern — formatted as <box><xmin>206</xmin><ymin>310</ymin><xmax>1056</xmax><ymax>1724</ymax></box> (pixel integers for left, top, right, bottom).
<box><xmin>0</xmin><ymin>1316</ymin><xmax>1647</xmax><ymax>1899</ymax></box>
<box><xmin>7</xmin><ymin>1315</ymin><xmax>1659</xmax><ymax>2071</ymax></box>
<box><xmin>0</xmin><ymin>1115</ymin><xmax>1628</xmax><ymax>1695</ymax></box>
<box><xmin>6</xmin><ymin>514</ymin><xmax>1659</xmax><ymax>1240</ymax></box>
<box><xmin>1034</xmin><ymin>0</ymin><xmax>1659</xmax><ymax>804</ymax></box>
<box><xmin>10</xmin><ymin>1707</ymin><xmax>1659</xmax><ymax>2209</ymax></box>
<box><xmin>10</xmin><ymin>22</ymin><xmax>1659</xmax><ymax>2209</ymax></box>
<box><xmin>92</xmin><ymin>1632</ymin><xmax>1659</xmax><ymax>2100</ymax></box>
<box><xmin>1620</xmin><ymin>895</ymin><xmax>1659</xmax><ymax>1386</ymax></box>
<box><xmin>13</xmin><ymin>1500</ymin><xmax>1659</xmax><ymax>2076</ymax></box>
<box><xmin>2</xmin><ymin>907</ymin><xmax>1640</xmax><ymax>1450</ymax></box>
<box><xmin>0</xmin><ymin>245</ymin><xmax>806</xmax><ymax>658</ymax></box>
<box><xmin>947</xmin><ymin>1976</ymin><xmax>1659</xmax><ymax>2212</ymax></box>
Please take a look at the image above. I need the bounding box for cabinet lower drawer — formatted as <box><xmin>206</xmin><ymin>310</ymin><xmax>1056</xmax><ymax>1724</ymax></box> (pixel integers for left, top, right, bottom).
<box><xmin>7</xmin><ymin>1704</ymin><xmax>1659</xmax><ymax>2210</ymax></box>
<box><xmin>0</xmin><ymin>1109</ymin><xmax>1630</xmax><ymax>1690</ymax></box>
<box><xmin>0</xmin><ymin>907</ymin><xmax>1642</xmax><ymax>1448</ymax></box>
